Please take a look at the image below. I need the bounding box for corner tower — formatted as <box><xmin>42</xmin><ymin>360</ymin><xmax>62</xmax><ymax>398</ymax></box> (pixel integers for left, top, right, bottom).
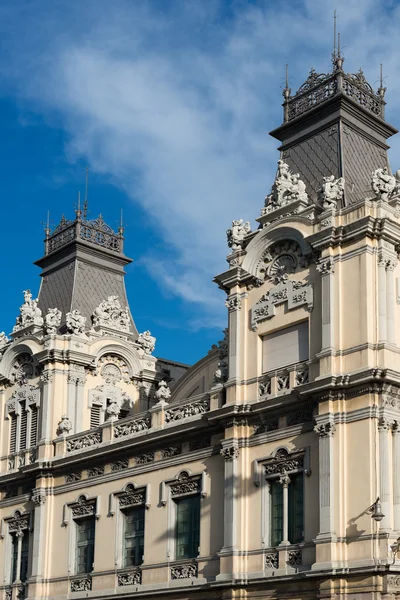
<box><xmin>271</xmin><ymin>54</ymin><xmax>397</xmax><ymax>205</ymax></box>
<box><xmin>34</xmin><ymin>208</ymin><xmax>138</xmax><ymax>337</ymax></box>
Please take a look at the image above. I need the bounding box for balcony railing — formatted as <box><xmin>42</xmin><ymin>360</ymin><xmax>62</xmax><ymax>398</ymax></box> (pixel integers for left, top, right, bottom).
<box><xmin>259</xmin><ymin>362</ymin><xmax>309</xmax><ymax>398</ymax></box>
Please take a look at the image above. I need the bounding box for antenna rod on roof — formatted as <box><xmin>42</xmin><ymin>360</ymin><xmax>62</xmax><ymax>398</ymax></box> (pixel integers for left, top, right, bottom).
<box><xmin>338</xmin><ymin>32</ymin><xmax>341</xmax><ymax>58</ymax></box>
<box><xmin>380</xmin><ymin>63</ymin><xmax>383</xmax><ymax>88</ymax></box>
<box><xmin>83</xmin><ymin>166</ymin><xmax>89</xmax><ymax>218</ymax></box>
<box><xmin>333</xmin><ymin>10</ymin><xmax>337</xmax><ymax>61</ymax></box>
<box><xmin>285</xmin><ymin>63</ymin><xmax>289</xmax><ymax>88</ymax></box>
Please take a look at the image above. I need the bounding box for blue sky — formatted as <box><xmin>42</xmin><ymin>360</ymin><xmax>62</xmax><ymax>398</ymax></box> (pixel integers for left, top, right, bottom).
<box><xmin>1</xmin><ymin>0</ymin><xmax>400</xmax><ymax>365</ymax></box>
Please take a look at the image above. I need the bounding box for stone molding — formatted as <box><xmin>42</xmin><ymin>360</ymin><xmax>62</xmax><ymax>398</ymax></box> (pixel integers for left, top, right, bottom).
<box><xmin>165</xmin><ymin>397</ymin><xmax>209</xmax><ymax>423</ymax></box>
<box><xmin>250</xmin><ymin>279</ymin><xmax>313</xmax><ymax>330</ymax></box>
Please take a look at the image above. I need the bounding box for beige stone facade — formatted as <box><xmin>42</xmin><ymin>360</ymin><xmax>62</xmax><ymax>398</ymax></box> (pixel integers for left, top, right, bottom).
<box><xmin>1</xmin><ymin>57</ymin><xmax>400</xmax><ymax>600</ymax></box>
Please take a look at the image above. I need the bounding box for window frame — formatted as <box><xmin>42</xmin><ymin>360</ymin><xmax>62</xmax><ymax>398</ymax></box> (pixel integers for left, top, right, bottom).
<box><xmin>6</xmin><ymin>384</ymin><xmax>40</xmax><ymax>456</ymax></box>
<box><xmin>62</xmin><ymin>494</ymin><xmax>98</xmax><ymax>576</ymax></box>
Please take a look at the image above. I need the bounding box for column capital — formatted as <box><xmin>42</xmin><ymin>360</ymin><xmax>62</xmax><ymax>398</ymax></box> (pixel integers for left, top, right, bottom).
<box><xmin>279</xmin><ymin>473</ymin><xmax>290</xmax><ymax>487</ymax></box>
<box><xmin>378</xmin><ymin>417</ymin><xmax>395</xmax><ymax>431</ymax></box>
<box><xmin>316</xmin><ymin>257</ymin><xmax>335</xmax><ymax>276</ymax></box>
<box><xmin>314</xmin><ymin>421</ymin><xmax>336</xmax><ymax>437</ymax></box>
<box><xmin>220</xmin><ymin>444</ymin><xmax>240</xmax><ymax>461</ymax></box>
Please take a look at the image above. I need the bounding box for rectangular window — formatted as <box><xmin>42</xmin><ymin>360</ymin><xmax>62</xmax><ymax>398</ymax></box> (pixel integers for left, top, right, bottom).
<box><xmin>19</xmin><ymin>401</ymin><xmax>28</xmax><ymax>451</ymax></box>
<box><xmin>30</xmin><ymin>406</ymin><xmax>38</xmax><ymax>447</ymax></box>
<box><xmin>123</xmin><ymin>507</ymin><xmax>145</xmax><ymax>567</ymax></box>
<box><xmin>76</xmin><ymin>517</ymin><xmax>95</xmax><ymax>574</ymax></box>
<box><xmin>11</xmin><ymin>533</ymin><xmax>29</xmax><ymax>583</ymax></box>
<box><xmin>262</xmin><ymin>322</ymin><xmax>309</xmax><ymax>372</ymax></box>
<box><xmin>269</xmin><ymin>475</ymin><xmax>304</xmax><ymax>546</ymax></box>
<box><xmin>175</xmin><ymin>495</ymin><xmax>200</xmax><ymax>560</ymax></box>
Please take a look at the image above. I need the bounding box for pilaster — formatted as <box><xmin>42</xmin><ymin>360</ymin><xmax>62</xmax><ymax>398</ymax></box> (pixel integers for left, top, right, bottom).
<box><xmin>378</xmin><ymin>417</ymin><xmax>394</xmax><ymax>532</ymax></box>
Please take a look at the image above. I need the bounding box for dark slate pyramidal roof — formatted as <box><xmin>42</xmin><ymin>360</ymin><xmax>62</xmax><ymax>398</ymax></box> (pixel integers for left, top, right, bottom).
<box><xmin>35</xmin><ymin>207</ymin><xmax>138</xmax><ymax>338</ymax></box>
<box><xmin>270</xmin><ymin>52</ymin><xmax>397</xmax><ymax>206</ymax></box>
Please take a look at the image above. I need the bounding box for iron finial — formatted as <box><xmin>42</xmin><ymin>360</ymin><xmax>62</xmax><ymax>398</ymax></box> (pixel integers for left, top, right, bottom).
<box><xmin>333</xmin><ymin>10</ymin><xmax>337</xmax><ymax>63</ymax></box>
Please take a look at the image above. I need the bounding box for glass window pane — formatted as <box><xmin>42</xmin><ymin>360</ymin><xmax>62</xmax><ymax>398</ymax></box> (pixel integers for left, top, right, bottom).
<box><xmin>288</xmin><ymin>475</ymin><xmax>304</xmax><ymax>544</ymax></box>
<box><xmin>270</xmin><ymin>481</ymin><xmax>283</xmax><ymax>547</ymax></box>
<box><xmin>76</xmin><ymin>518</ymin><xmax>95</xmax><ymax>574</ymax></box>
<box><xmin>123</xmin><ymin>507</ymin><xmax>145</xmax><ymax>567</ymax></box>
<box><xmin>175</xmin><ymin>496</ymin><xmax>200</xmax><ymax>560</ymax></box>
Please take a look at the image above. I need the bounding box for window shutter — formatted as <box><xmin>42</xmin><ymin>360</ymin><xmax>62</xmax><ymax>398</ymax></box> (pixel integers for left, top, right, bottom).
<box><xmin>262</xmin><ymin>321</ymin><xmax>309</xmax><ymax>372</ymax></box>
<box><xmin>90</xmin><ymin>405</ymin><xmax>101</xmax><ymax>429</ymax></box>
<box><xmin>30</xmin><ymin>406</ymin><xmax>38</xmax><ymax>447</ymax></box>
<box><xmin>20</xmin><ymin>402</ymin><xmax>28</xmax><ymax>451</ymax></box>
<box><xmin>10</xmin><ymin>415</ymin><xmax>17</xmax><ymax>454</ymax></box>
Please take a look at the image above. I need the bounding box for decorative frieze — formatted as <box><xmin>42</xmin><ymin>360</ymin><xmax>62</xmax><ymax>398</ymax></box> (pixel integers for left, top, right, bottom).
<box><xmin>251</xmin><ymin>279</ymin><xmax>313</xmax><ymax>330</ymax></box>
<box><xmin>87</xmin><ymin>466</ymin><xmax>105</xmax><ymax>478</ymax></box>
<box><xmin>71</xmin><ymin>496</ymin><xmax>96</xmax><ymax>518</ymax></box>
<box><xmin>165</xmin><ymin>398</ymin><xmax>209</xmax><ymax>423</ymax></box>
<box><xmin>161</xmin><ymin>447</ymin><xmax>181</xmax><ymax>459</ymax></box>
<box><xmin>264</xmin><ymin>453</ymin><xmax>304</xmax><ymax>476</ymax></box>
<box><xmin>189</xmin><ymin>437</ymin><xmax>211</xmax><ymax>451</ymax></box>
<box><xmin>170</xmin><ymin>472</ymin><xmax>201</xmax><ymax>497</ymax></box>
<box><xmin>7</xmin><ymin>511</ymin><xmax>30</xmax><ymax>535</ymax></box>
<box><xmin>65</xmin><ymin>472</ymin><xmax>81</xmax><ymax>484</ymax></box>
<box><xmin>70</xmin><ymin>577</ymin><xmax>92</xmax><ymax>592</ymax></box>
<box><xmin>114</xmin><ymin>416</ymin><xmax>151</xmax><ymax>438</ymax></box>
<box><xmin>66</xmin><ymin>432</ymin><xmax>101</xmax><ymax>452</ymax></box>
<box><xmin>170</xmin><ymin>563</ymin><xmax>198</xmax><ymax>579</ymax></box>
<box><xmin>264</xmin><ymin>551</ymin><xmax>279</xmax><ymax>569</ymax></box>
<box><xmin>111</xmin><ymin>459</ymin><xmax>129</xmax><ymax>472</ymax></box>
<box><xmin>118</xmin><ymin>485</ymin><xmax>146</xmax><ymax>507</ymax></box>
<box><xmin>135</xmin><ymin>453</ymin><xmax>154</xmax><ymax>466</ymax></box>
<box><xmin>117</xmin><ymin>570</ymin><xmax>142</xmax><ymax>586</ymax></box>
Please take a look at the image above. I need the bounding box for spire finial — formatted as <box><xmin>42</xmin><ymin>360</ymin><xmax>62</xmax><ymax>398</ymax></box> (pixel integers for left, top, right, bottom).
<box><xmin>75</xmin><ymin>191</ymin><xmax>82</xmax><ymax>218</ymax></box>
<box><xmin>83</xmin><ymin>166</ymin><xmax>89</xmax><ymax>219</ymax></box>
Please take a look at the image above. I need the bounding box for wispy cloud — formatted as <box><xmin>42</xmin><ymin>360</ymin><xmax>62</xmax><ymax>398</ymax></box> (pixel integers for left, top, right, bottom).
<box><xmin>2</xmin><ymin>0</ymin><xmax>400</xmax><ymax>329</ymax></box>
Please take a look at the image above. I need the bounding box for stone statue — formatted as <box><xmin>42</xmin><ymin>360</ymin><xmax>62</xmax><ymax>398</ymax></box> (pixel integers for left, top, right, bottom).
<box><xmin>154</xmin><ymin>380</ymin><xmax>171</xmax><ymax>403</ymax></box>
<box><xmin>13</xmin><ymin>289</ymin><xmax>44</xmax><ymax>332</ymax></box>
<box><xmin>318</xmin><ymin>175</ymin><xmax>345</xmax><ymax>209</ymax></box>
<box><xmin>137</xmin><ymin>330</ymin><xmax>156</xmax><ymax>355</ymax></box>
<box><xmin>57</xmin><ymin>415</ymin><xmax>73</xmax><ymax>436</ymax></box>
<box><xmin>394</xmin><ymin>169</ymin><xmax>400</xmax><ymax>196</ymax></box>
<box><xmin>92</xmin><ymin>296</ymin><xmax>130</xmax><ymax>332</ymax></box>
<box><xmin>44</xmin><ymin>308</ymin><xmax>62</xmax><ymax>334</ymax></box>
<box><xmin>66</xmin><ymin>310</ymin><xmax>87</xmax><ymax>335</ymax></box>
<box><xmin>372</xmin><ymin>167</ymin><xmax>396</xmax><ymax>201</ymax></box>
<box><xmin>0</xmin><ymin>332</ymin><xmax>10</xmax><ymax>350</ymax></box>
<box><xmin>265</xmin><ymin>160</ymin><xmax>308</xmax><ymax>209</ymax></box>
<box><xmin>213</xmin><ymin>360</ymin><xmax>228</xmax><ymax>384</ymax></box>
<box><xmin>226</xmin><ymin>220</ymin><xmax>251</xmax><ymax>252</ymax></box>
<box><xmin>106</xmin><ymin>400</ymin><xmax>120</xmax><ymax>419</ymax></box>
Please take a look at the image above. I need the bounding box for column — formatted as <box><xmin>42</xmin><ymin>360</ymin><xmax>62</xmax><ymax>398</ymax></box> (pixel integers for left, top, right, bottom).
<box><xmin>39</xmin><ymin>370</ymin><xmax>53</xmax><ymax>441</ymax></box>
<box><xmin>30</xmin><ymin>489</ymin><xmax>47</xmax><ymax>580</ymax></box>
<box><xmin>378</xmin><ymin>255</ymin><xmax>387</xmax><ymax>342</ymax></box>
<box><xmin>279</xmin><ymin>473</ymin><xmax>290</xmax><ymax>546</ymax></box>
<box><xmin>14</xmin><ymin>531</ymin><xmax>24</xmax><ymax>583</ymax></box>
<box><xmin>378</xmin><ymin>417</ymin><xmax>393</xmax><ymax>532</ymax></box>
<box><xmin>316</xmin><ymin>257</ymin><xmax>335</xmax><ymax>352</ymax></box>
<box><xmin>314</xmin><ymin>420</ymin><xmax>336</xmax><ymax>538</ymax></box>
<box><xmin>225</xmin><ymin>293</ymin><xmax>242</xmax><ymax>382</ymax></box>
<box><xmin>220</xmin><ymin>443</ymin><xmax>239</xmax><ymax>549</ymax></box>
<box><xmin>386</xmin><ymin>260</ymin><xmax>396</xmax><ymax>344</ymax></box>
<box><xmin>393</xmin><ymin>422</ymin><xmax>400</xmax><ymax>532</ymax></box>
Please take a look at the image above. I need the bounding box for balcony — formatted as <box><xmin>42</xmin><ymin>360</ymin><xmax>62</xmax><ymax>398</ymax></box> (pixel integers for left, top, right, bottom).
<box><xmin>259</xmin><ymin>362</ymin><xmax>309</xmax><ymax>399</ymax></box>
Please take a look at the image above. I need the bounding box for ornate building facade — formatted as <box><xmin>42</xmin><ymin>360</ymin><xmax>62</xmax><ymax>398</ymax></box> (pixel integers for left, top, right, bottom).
<box><xmin>1</xmin><ymin>51</ymin><xmax>400</xmax><ymax>600</ymax></box>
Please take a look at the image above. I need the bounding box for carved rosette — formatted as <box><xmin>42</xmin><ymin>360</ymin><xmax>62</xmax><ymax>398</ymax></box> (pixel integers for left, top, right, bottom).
<box><xmin>98</xmin><ymin>354</ymin><xmax>130</xmax><ymax>384</ymax></box>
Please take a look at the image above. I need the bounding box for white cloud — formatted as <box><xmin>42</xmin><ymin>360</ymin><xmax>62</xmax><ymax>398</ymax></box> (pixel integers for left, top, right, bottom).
<box><xmin>2</xmin><ymin>0</ymin><xmax>400</xmax><ymax>326</ymax></box>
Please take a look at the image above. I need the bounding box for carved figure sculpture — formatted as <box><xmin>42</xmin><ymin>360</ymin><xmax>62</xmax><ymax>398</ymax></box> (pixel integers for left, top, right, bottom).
<box><xmin>265</xmin><ymin>160</ymin><xmax>308</xmax><ymax>209</ymax></box>
<box><xmin>318</xmin><ymin>175</ymin><xmax>345</xmax><ymax>209</ymax></box>
<box><xmin>66</xmin><ymin>310</ymin><xmax>87</xmax><ymax>335</ymax></box>
<box><xmin>372</xmin><ymin>167</ymin><xmax>396</xmax><ymax>201</ymax></box>
<box><xmin>213</xmin><ymin>360</ymin><xmax>228</xmax><ymax>384</ymax></box>
<box><xmin>0</xmin><ymin>332</ymin><xmax>10</xmax><ymax>349</ymax></box>
<box><xmin>394</xmin><ymin>169</ymin><xmax>400</xmax><ymax>196</ymax></box>
<box><xmin>137</xmin><ymin>330</ymin><xmax>156</xmax><ymax>354</ymax></box>
<box><xmin>44</xmin><ymin>308</ymin><xmax>62</xmax><ymax>334</ymax></box>
<box><xmin>226</xmin><ymin>219</ymin><xmax>251</xmax><ymax>252</ymax></box>
<box><xmin>57</xmin><ymin>415</ymin><xmax>73</xmax><ymax>436</ymax></box>
<box><xmin>92</xmin><ymin>296</ymin><xmax>130</xmax><ymax>332</ymax></box>
<box><xmin>154</xmin><ymin>380</ymin><xmax>171</xmax><ymax>403</ymax></box>
<box><xmin>106</xmin><ymin>401</ymin><xmax>120</xmax><ymax>419</ymax></box>
<box><xmin>13</xmin><ymin>290</ymin><xmax>43</xmax><ymax>332</ymax></box>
